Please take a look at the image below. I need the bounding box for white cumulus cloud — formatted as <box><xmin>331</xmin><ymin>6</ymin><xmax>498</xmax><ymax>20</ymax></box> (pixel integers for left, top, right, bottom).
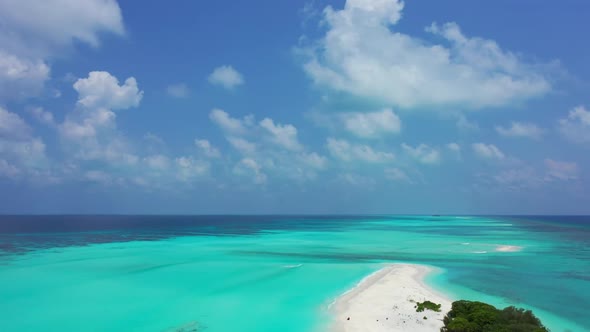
<box><xmin>558</xmin><ymin>106</ymin><xmax>590</xmax><ymax>144</ymax></box>
<box><xmin>0</xmin><ymin>107</ymin><xmax>33</xmax><ymax>140</ymax></box>
<box><xmin>0</xmin><ymin>0</ymin><xmax>125</xmax><ymax>101</ymax></box>
<box><xmin>0</xmin><ymin>0</ymin><xmax>124</xmax><ymax>51</ymax></box>
<box><xmin>327</xmin><ymin>138</ymin><xmax>394</xmax><ymax>163</ymax></box>
<box><xmin>227</xmin><ymin>137</ymin><xmax>256</xmax><ymax>155</ymax></box>
<box><xmin>233</xmin><ymin>158</ymin><xmax>267</xmax><ymax>184</ymax></box>
<box><xmin>472</xmin><ymin>143</ymin><xmax>505</xmax><ymax>160</ymax></box>
<box><xmin>340</xmin><ymin>109</ymin><xmax>401</xmax><ymax>138</ymax></box>
<box><xmin>208</xmin><ymin>65</ymin><xmax>244</xmax><ymax>89</ymax></box>
<box><xmin>402</xmin><ymin>143</ymin><xmax>440</xmax><ymax>164</ymax></box>
<box><xmin>0</xmin><ymin>51</ymin><xmax>50</xmax><ymax>100</ymax></box>
<box><xmin>209</xmin><ymin>109</ymin><xmax>252</xmax><ymax>135</ymax></box>
<box><xmin>74</xmin><ymin>71</ymin><xmax>143</xmax><ymax>110</ymax></box>
<box><xmin>259</xmin><ymin>118</ymin><xmax>303</xmax><ymax>151</ymax></box>
<box><xmin>27</xmin><ymin>107</ymin><xmax>56</xmax><ymax>127</ymax></box>
<box><xmin>175</xmin><ymin>157</ymin><xmax>209</xmax><ymax>182</ymax></box>
<box><xmin>385</xmin><ymin>167</ymin><xmax>411</xmax><ymax>182</ymax></box>
<box><xmin>0</xmin><ymin>107</ymin><xmax>48</xmax><ymax>178</ymax></box>
<box><xmin>496</xmin><ymin>122</ymin><xmax>543</xmax><ymax>139</ymax></box>
<box><xmin>447</xmin><ymin>143</ymin><xmax>461</xmax><ymax>152</ymax></box>
<box><xmin>447</xmin><ymin>143</ymin><xmax>461</xmax><ymax>159</ymax></box>
<box><xmin>299</xmin><ymin>152</ymin><xmax>328</xmax><ymax>170</ymax></box>
<box><xmin>456</xmin><ymin>114</ymin><xmax>480</xmax><ymax>131</ymax></box>
<box><xmin>302</xmin><ymin>0</ymin><xmax>550</xmax><ymax>109</ymax></box>
<box><xmin>59</xmin><ymin>71</ymin><xmax>142</xmax><ymax>167</ymax></box>
<box><xmin>195</xmin><ymin>139</ymin><xmax>221</xmax><ymax>158</ymax></box>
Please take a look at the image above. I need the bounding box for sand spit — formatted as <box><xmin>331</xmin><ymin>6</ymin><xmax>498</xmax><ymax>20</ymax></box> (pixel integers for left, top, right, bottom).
<box><xmin>330</xmin><ymin>264</ymin><xmax>453</xmax><ymax>332</ymax></box>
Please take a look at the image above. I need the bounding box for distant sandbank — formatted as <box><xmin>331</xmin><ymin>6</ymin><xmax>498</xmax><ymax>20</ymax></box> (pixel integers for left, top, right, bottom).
<box><xmin>330</xmin><ymin>264</ymin><xmax>453</xmax><ymax>332</ymax></box>
<box><xmin>495</xmin><ymin>245</ymin><xmax>523</xmax><ymax>252</ymax></box>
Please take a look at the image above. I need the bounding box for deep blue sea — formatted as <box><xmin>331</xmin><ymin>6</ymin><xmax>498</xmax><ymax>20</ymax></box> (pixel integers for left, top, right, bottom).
<box><xmin>0</xmin><ymin>215</ymin><xmax>588</xmax><ymax>331</ymax></box>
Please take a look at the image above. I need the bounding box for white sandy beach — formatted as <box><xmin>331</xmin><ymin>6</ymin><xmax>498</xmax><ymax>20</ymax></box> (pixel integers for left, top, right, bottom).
<box><xmin>330</xmin><ymin>264</ymin><xmax>453</xmax><ymax>332</ymax></box>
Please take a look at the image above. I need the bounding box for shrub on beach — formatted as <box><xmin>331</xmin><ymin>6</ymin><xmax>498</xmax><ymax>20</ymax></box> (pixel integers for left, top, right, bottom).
<box><xmin>416</xmin><ymin>300</ymin><xmax>442</xmax><ymax>312</ymax></box>
<box><xmin>441</xmin><ymin>300</ymin><xmax>549</xmax><ymax>332</ymax></box>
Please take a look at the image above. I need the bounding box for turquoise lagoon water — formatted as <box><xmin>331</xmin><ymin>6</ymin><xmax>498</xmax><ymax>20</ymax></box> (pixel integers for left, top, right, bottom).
<box><xmin>0</xmin><ymin>215</ymin><xmax>588</xmax><ymax>331</ymax></box>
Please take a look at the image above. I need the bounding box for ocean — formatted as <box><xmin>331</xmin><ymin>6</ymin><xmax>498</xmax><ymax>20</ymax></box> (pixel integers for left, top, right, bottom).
<box><xmin>0</xmin><ymin>215</ymin><xmax>588</xmax><ymax>331</ymax></box>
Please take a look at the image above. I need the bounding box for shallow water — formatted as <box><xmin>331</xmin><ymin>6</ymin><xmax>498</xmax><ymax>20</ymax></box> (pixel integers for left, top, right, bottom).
<box><xmin>0</xmin><ymin>215</ymin><xmax>588</xmax><ymax>331</ymax></box>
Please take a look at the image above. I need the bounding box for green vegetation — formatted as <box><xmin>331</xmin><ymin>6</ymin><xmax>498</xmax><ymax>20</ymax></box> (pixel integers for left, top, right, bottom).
<box><xmin>416</xmin><ymin>300</ymin><xmax>442</xmax><ymax>312</ymax></box>
<box><xmin>441</xmin><ymin>300</ymin><xmax>549</xmax><ymax>332</ymax></box>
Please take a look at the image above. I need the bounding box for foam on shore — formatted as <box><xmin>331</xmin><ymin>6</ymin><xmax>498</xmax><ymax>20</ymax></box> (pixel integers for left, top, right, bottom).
<box><xmin>330</xmin><ymin>264</ymin><xmax>453</xmax><ymax>332</ymax></box>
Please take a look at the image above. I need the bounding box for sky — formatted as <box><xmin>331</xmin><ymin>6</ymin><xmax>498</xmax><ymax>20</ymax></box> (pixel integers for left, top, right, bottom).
<box><xmin>1</xmin><ymin>0</ymin><xmax>589</xmax><ymax>214</ymax></box>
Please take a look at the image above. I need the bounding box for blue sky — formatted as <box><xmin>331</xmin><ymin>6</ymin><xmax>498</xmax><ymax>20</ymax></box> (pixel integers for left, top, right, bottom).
<box><xmin>1</xmin><ymin>0</ymin><xmax>589</xmax><ymax>214</ymax></box>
